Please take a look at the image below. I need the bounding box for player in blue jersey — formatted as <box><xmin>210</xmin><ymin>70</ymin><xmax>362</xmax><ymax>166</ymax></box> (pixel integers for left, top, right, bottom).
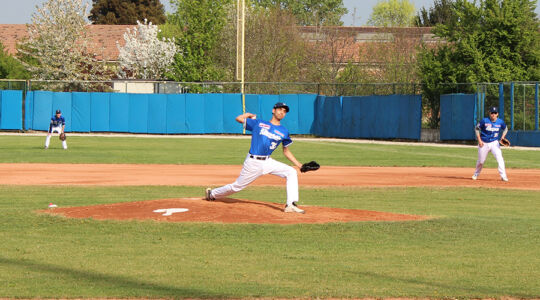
<box><xmin>472</xmin><ymin>106</ymin><xmax>508</xmax><ymax>181</ymax></box>
<box><xmin>45</xmin><ymin>109</ymin><xmax>68</xmax><ymax>150</ymax></box>
<box><xmin>205</xmin><ymin>102</ymin><xmax>306</xmax><ymax>213</ymax></box>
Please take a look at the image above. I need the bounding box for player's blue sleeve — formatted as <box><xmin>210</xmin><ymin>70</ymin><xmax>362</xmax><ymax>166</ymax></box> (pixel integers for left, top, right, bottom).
<box><xmin>282</xmin><ymin>131</ymin><xmax>293</xmax><ymax>147</ymax></box>
<box><xmin>476</xmin><ymin>119</ymin><xmax>484</xmax><ymax>130</ymax></box>
<box><xmin>61</xmin><ymin>117</ymin><xmax>66</xmax><ymax>125</ymax></box>
<box><xmin>245</xmin><ymin>118</ymin><xmax>257</xmax><ymax>131</ymax></box>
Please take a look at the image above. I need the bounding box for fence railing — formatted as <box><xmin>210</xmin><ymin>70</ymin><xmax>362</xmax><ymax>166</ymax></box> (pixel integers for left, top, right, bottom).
<box><xmin>0</xmin><ymin>79</ymin><xmax>422</xmax><ymax>96</ymax></box>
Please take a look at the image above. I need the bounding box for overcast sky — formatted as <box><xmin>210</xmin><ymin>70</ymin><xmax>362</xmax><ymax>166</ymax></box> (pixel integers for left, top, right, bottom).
<box><xmin>0</xmin><ymin>0</ymin><xmax>538</xmax><ymax>26</ymax></box>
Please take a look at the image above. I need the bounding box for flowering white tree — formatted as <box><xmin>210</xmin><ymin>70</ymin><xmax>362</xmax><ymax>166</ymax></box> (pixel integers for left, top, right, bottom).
<box><xmin>117</xmin><ymin>20</ymin><xmax>178</xmax><ymax>79</ymax></box>
<box><xmin>18</xmin><ymin>0</ymin><xmax>108</xmax><ymax>81</ymax></box>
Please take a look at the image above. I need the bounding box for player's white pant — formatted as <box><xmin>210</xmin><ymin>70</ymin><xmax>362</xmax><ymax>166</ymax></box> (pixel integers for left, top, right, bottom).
<box><xmin>474</xmin><ymin>140</ymin><xmax>506</xmax><ymax>179</ymax></box>
<box><xmin>211</xmin><ymin>154</ymin><xmax>299</xmax><ymax>205</ymax></box>
<box><xmin>45</xmin><ymin>126</ymin><xmax>67</xmax><ymax>149</ymax></box>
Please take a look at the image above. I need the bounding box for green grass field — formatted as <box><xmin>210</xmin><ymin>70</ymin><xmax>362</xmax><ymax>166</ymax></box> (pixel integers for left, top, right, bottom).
<box><xmin>1</xmin><ymin>135</ymin><xmax>539</xmax><ymax>298</ymax></box>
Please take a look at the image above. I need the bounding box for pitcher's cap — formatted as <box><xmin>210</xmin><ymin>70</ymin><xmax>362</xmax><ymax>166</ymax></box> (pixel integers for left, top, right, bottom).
<box><xmin>55</xmin><ymin>109</ymin><xmax>61</xmax><ymax>114</ymax></box>
<box><xmin>273</xmin><ymin>102</ymin><xmax>289</xmax><ymax>112</ymax></box>
<box><xmin>489</xmin><ymin>107</ymin><xmax>498</xmax><ymax>114</ymax></box>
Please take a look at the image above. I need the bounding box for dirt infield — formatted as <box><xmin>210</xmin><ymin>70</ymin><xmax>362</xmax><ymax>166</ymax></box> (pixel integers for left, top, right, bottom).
<box><xmin>3</xmin><ymin>163</ymin><xmax>540</xmax><ymax>189</ymax></box>
<box><xmin>42</xmin><ymin>198</ymin><xmax>428</xmax><ymax>224</ymax></box>
<box><xmin>4</xmin><ymin>163</ymin><xmax>538</xmax><ymax>224</ymax></box>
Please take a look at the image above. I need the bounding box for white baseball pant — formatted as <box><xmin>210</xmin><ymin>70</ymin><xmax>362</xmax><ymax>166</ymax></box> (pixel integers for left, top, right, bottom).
<box><xmin>211</xmin><ymin>154</ymin><xmax>299</xmax><ymax>205</ymax></box>
<box><xmin>474</xmin><ymin>140</ymin><xmax>506</xmax><ymax>178</ymax></box>
<box><xmin>45</xmin><ymin>126</ymin><xmax>67</xmax><ymax>149</ymax></box>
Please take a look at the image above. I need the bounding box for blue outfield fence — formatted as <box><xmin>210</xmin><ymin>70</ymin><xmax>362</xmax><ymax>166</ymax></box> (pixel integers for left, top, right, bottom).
<box><xmin>440</xmin><ymin>94</ymin><xmax>476</xmax><ymax>140</ymax></box>
<box><xmin>3</xmin><ymin>90</ymin><xmax>423</xmax><ymax>140</ymax></box>
<box><xmin>0</xmin><ymin>90</ymin><xmax>23</xmax><ymax>130</ymax></box>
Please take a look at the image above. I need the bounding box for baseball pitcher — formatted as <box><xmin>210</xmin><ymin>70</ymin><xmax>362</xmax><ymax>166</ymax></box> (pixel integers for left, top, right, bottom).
<box><xmin>44</xmin><ymin>109</ymin><xmax>68</xmax><ymax>150</ymax></box>
<box><xmin>205</xmin><ymin>102</ymin><xmax>319</xmax><ymax>213</ymax></box>
<box><xmin>472</xmin><ymin>106</ymin><xmax>508</xmax><ymax>181</ymax></box>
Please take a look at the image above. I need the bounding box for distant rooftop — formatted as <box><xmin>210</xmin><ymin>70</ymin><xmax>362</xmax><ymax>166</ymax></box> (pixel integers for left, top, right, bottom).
<box><xmin>0</xmin><ymin>24</ymin><xmax>436</xmax><ymax>63</ymax></box>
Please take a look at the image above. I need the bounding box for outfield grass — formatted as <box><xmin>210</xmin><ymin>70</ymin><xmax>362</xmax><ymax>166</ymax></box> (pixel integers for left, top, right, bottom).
<box><xmin>1</xmin><ymin>185</ymin><xmax>539</xmax><ymax>298</ymax></box>
<box><xmin>1</xmin><ymin>135</ymin><xmax>540</xmax><ymax>168</ymax></box>
<box><xmin>1</xmin><ymin>135</ymin><xmax>540</xmax><ymax>298</ymax></box>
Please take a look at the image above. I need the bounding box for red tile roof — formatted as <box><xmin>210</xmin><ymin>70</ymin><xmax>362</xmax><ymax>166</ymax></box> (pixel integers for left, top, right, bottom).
<box><xmin>1</xmin><ymin>24</ymin><xmax>435</xmax><ymax>63</ymax></box>
<box><xmin>0</xmin><ymin>24</ymin><xmax>134</xmax><ymax>61</ymax></box>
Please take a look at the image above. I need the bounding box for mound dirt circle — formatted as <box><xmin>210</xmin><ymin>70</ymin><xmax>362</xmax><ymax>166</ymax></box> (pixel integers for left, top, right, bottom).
<box><xmin>41</xmin><ymin>198</ymin><xmax>428</xmax><ymax>224</ymax></box>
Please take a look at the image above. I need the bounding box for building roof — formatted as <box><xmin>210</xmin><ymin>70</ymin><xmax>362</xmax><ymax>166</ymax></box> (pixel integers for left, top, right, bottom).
<box><xmin>0</xmin><ymin>24</ymin><xmax>134</xmax><ymax>61</ymax></box>
<box><xmin>1</xmin><ymin>24</ymin><xmax>435</xmax><ymax>63</ymax></box>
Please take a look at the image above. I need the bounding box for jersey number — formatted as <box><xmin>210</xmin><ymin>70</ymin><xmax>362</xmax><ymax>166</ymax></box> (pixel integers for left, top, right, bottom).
<box><xmin>269</xmin><ymin>142</ymin><xmax>277</xmax><ymax>150</ymax></box>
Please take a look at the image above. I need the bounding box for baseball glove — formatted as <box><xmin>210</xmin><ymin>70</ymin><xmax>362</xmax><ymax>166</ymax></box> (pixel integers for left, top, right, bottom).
<box><xmin>59</xmin><ymin>132</ymin><xmax>66</xmax><ymax>141</ymax></box>
<box><xmin>499</xmin><ymin>138</ymin><xmax>510</xmax><ymax>147</ymax></box>
<box><xmin>300</xmin><ymin>161</ymin><xmax>320</xmax><ymax>173</ymax></box>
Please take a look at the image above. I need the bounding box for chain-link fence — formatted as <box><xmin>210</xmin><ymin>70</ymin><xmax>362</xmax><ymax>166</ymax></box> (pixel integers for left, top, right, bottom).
<box><xmin>476</xmin><ymin>82</ymin><xmax>539</xmax><ymax>131</ymax></box>
<box><xmin>1</xmin><ymin>79</ymin><xmax>423</xmax><ymax>96</ymax></box>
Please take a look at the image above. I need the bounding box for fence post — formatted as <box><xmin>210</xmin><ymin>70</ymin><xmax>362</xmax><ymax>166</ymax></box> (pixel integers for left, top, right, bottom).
<box><xmin>498</xmin><ymin>83</ymin><xmax>504</xmax><ymax>120</ymax></box>
<box><xmin>534</xmin><ymin>82</ymin><xmax>538</xmax><ymax>130</ymax></box>
<box><xmin>482</xmin><ymin>91</ymin><xmax>485</xmax><ymax>118</ymax></box>
<box><xmin>510</xmin><ymin>82</ymin><xmax>514</xmax><ymax>130</ymax></box>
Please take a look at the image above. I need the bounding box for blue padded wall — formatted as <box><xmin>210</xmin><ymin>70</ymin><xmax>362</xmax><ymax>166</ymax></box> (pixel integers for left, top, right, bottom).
<box><xmin>325</xmin><ymin>96</ymin><xmax>342</xmax><ymax>137</ymax></box>
<box><xmin>341</xmin><ymin>96</ymin><xmax>361</xmax><ymax>138</ymax></box>
<box><xmin>244</xmin><ymin>94</ymin><xmax>260</xmax><ymax>119</ymax></box>
<box><xmin>52</xmin><ymin>92</ymin><xmax>72</xmax><ymax>132</ymax></box>
<box><xmin>258</xmin><ymin>95</ymin><xmax>280</xmax><ymax>121</ymax></box>
<box><xmin>21</xmin><ymin>92</ymin><xmax>422</xmax><ymax>140</ymax></box>
<box><xmin>24</xmin><ymin>91</ymin><xmax>34</xmax><ymax>130</ymax></box>
<box><xmin>129</xmin><ymin>94</ymin><xmax>148</xmax><ymax>133</ymax></box>
<box><xmin>71</xmin><ymin>92</ymin><xmax>91</xmax><ymax>132</ymax></box>
<box><xmin>440</xmin><ymin>94</ymin><xmax>476</xmax><ymax>140</ymax></box>
<box><xmin>506</xmin><ymin>131</ymin><xmax>540</xmax><ymax>147</ymax></box>
<box><xmin>223</xmin><ymin>94</ymin><xmax>243</xmax><ymax>133</ymax></box>
<box><xmin>314</xmin><ymin>95</ymin><xmax>421</xmax><ymax>139</ymax></box>
<box><xmin>109</xmin><ymin>93</ymin><xmax>130</xmax><ymax>132</ymax></box>
<box><xmin>279</xmin><ymin>94</ymin><xmax>299</xmax><ymax>134</ymax></box>
<box><xmin>185</xmin><ymin>94</ymin><xmax>205</xmax><ymax>133</ymax></box>
<box><xmin>0</xmin><ymin>90</ymin><xmax>23</xmax><ymax>130</ymax></box>
<box><xmin>90</xmin><ymin>93</ymin><xmax>110</xmax><ymax>132</ymax></box>
<box><xmin>166</xmin><ymin>94</ymin><xmax>186</xmax><ymax>133</ymax></box>
<box><xmin>33</xmin><ymin>91</ymin><xmax>54</xmax><ymax>131</ymax></box>
<box><xmin>298</xmin><ymin>94</ymin><xmax>316</xmax><ymax>133</ymax></box>
<box><xmin>147</xmin><ymin>94</ymin><xmax>167</xmax><ymax>134</ymax></box>
<box><xmin>204</xmin><ymin>94</ymin><xmax>224</xmax><ymax>133</ymax></box>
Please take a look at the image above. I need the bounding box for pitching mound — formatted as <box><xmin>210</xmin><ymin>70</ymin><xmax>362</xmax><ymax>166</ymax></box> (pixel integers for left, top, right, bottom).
<box><xmin>41</xmin><ymin>198</ymin><xmax>428</xmax><ymax>224</ymax></box>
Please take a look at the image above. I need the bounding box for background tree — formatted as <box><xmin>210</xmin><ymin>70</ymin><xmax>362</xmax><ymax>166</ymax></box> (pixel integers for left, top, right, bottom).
<box><xmin>0</xmin><ymin>42</ymin><xmax>29</xmax><ymax>79</ymax></box>
<box><xmin>117</xmin><ymin>20</ymin><xmax>177</xmax><ymax>79</ymax></box>
<box><xmin>415</xmin><ymin>0</ymin><xmax>455</xmax><ymax>26</ymax></box>
<box><xmin>367</xmin><ymin>0</ymin><xmax>416</xmax><ymax>27</ymax></box>
<box><xmin>250</xmin><ymin>0</ymin><xmax>348</xmax><ymax>26</ymax></box>
<box><xmin>418</xmin><ymin>0</ymin><xmax>540</xmax><ymax>128</ymax></box>
<box><xmin>89</xmin><ymin>0</ymin><xmax>166</xmax><ymax>25</ymax></box>
<box><xmin>163</xmin><ymin>0</ymin><xmax>231</xmax><ymax>82</ymax></box>
<box><xmin>17</xmin><ymin>0</ymin><xmax>109</xmax><ymax>82</ymax></box>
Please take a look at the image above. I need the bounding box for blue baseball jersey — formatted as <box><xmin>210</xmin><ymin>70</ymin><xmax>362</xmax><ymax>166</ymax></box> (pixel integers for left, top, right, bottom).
<box><xmin>245</xmin><ymin>118</ymin><xmax>292</xmax><ymax>156</ymax></box>
<box><xmin>50</xmin><ymin>116</ymin><xmax>65</xmax><ymax>127</ymax></box>
<box><xmin>476</xmin><ymin>117</ymin><xmax>506</xmax><ymax>143</ymax></box>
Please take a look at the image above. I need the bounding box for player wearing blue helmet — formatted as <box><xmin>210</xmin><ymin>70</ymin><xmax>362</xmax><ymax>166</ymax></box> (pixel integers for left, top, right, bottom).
<box><xmin>45</xmin><ymin>109</ymin><xmax>67</xmax><ymax>150</ymax></box>
<box><xmin>205</xmin><ymin>102</ymin><xmax>306</xmax><ymax>213</ymax></box>
<box><xmin>472</xmin><ymin>106</ymin><xmax>508</xmax><ymax>181</ymax></box>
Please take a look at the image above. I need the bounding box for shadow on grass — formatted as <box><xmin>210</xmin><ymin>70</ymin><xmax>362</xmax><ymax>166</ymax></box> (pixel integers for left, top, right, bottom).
<box><xmin>347</xmin><ymin>269</ymin><xmax>534</xmax><ymax>298</ymax></box>
<box><xmin>0</xmin><ymin>256</ymin><xmax>221</xmax><ymax>297</ymax></box>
